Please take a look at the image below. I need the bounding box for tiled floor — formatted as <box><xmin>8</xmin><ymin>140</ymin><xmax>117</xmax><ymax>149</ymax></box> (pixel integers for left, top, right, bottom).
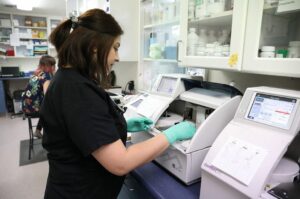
<box><xmin>0</xmin><ymin>113</ymin><xmax>153</xmax><ymax>199</ymax></box>
<box><xmin>0</xmin><ymin>114</ymin><xmax>47</xmax><ymax>199</ymax></box>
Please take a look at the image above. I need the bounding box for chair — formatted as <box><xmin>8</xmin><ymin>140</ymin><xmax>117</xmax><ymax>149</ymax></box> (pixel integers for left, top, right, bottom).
<box><xmin>25</xmin><ymin>113</ymin><xmax>40</xmax><ymax>160</ymax></box>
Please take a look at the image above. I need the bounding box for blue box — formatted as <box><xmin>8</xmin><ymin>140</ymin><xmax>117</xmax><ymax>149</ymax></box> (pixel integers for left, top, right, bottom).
<box><xmin>164</xmin><ymin>46</ymin><xmax>177</xmax><ymax>59</ymax></box>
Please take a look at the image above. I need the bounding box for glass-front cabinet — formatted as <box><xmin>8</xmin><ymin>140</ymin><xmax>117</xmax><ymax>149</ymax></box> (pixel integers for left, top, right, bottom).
<box><xmin>0</xmin><ymin>13</ymin><xmax>13</xmax><ymax>57</ymax></box>
<box><xmin>48</xmin><ymin>17</ymin><xmax>63</xmax><ymax>57</ymax></box>
<box><xmin>179</xmin><ymin>0</ymin><xmax>248</xmax><ymax>71</ymax></box>
<box><xmin>243</xmin><ymin>0</ymin><xmax>300</xmax><ymax>77</ymax></box>
<box><xmin>138</xmin><ymin>0</ymin><xmax>185</xmax><ymax>91</ymax></box>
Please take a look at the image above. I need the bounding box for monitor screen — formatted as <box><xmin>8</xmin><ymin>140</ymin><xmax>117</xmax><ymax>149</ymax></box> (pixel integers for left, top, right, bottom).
<box><xmin>1</xmin><ymin>66</ymin><xmax>20</xmax><ymax>76</ymax></box>
<box><xmin>156</xmin><ymin>77</ymin><xmax>177</xmax><ymax>94</ymax></box>
<box><xmin>246</xmin><ymin>93</ymin><xmax>296</xmax><ymax>129</ymax></box>
<box><xmin>131</xmin><ymin>99</ymin><xmax>143</xmax><ymax>108</ymax></box>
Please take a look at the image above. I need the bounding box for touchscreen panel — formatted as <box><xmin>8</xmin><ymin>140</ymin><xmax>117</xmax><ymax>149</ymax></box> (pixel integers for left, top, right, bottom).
<box><xmin>247</xmin><ymin>93</ymin><xmax>296</xmax><ymax>129</ymax></box>
<box><xmin>156</xmin><ymin>77</ymin><xmax>177</xmax><ymax>94</ymax></box>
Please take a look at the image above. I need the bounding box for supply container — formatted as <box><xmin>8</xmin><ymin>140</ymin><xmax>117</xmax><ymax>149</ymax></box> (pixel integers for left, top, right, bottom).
<box><xmin>287</xmin><ymin>41</ymin><xmax>300</xmax><ymax>58</ymax></box>
<box><xmin>260</xmin><ymin>46</ymin><xmax>275</xmax><ymax>58</ymax></box>
<box><xmin>195</xmin><ymin>0</ymin><xmax>207</xmax><ymax>19</ymax></box>
<box><xmin>207</xmin><ymin>0</ymin><xmax>225</xmax><ymax>15</ymax></box>
<box><xmin>165</xmin><ymin>39</ymin><xmax>177</xmax><ymax>59</ymax></box>
<box><xmin>188</xmin><ymin>0</ymin><xmax>195</xmax><ymax>20</ymax></box>
<box><xmin>187</xmin><ymin>28</ymin><xmax>199</xmax><ymax>56</ymax></box>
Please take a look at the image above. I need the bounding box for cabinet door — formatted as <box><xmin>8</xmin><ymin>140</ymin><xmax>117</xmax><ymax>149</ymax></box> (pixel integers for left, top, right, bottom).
<box><xmin>179</xmin><ymin>0</ymin><xmax>248</xmax><ymax>70</ymax></box>
<box><xmin>138</xmin><ymin>0</ymin><xmax>185</xmax><ymax>91</ymax></box>
<box><xmin>0</xmin><ymin>13</ymin><xmax>13</xmax><ymax>57</ymax></box>
<box><xmin>243</xmin><ymin>0</ymin><xmax>300</xmax><ymax>77</ymax></box>
<box><xmin>47</xmin><ymin>17</ymin><xmax>63</xmax><ymax>57</ymax></box>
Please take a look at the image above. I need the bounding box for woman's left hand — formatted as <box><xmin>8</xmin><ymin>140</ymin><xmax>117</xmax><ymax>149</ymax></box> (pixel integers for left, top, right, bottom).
<box><xmin>126</xmin><ymin>117</ymin><xmax>153</xmax><ymax>132</ymax></box>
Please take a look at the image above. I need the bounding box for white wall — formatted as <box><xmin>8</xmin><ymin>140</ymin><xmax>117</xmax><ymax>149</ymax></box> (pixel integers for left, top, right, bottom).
<box><xmin>1</xmin><ymin>58</ymin><xmax>40</xmax><ymax>73</ymax></box>
<box><xmin>112</xmin><ymin>61</ymin><xmax>138</xmax><ymax>90</ymax></box>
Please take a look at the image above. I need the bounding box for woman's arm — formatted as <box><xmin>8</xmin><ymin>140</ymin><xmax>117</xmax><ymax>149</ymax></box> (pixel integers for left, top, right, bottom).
<box><xmin>92</xmin><ymin>134</ymin><xmax>169</xmax><ymax>176</ymax></box>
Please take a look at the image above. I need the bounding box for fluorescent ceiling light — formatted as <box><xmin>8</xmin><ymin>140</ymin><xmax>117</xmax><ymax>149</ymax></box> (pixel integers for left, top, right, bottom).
<box><xmin>16</xmin><ymin>0</ymin><xmax>35</xmax><ymax>11</ymax></box>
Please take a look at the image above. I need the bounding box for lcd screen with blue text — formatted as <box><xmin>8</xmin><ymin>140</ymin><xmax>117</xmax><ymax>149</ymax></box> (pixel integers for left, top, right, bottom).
<box><xmin>247</xmin><ymin>93</ymin><xmax>296</xmax><ymax>129</ymax></box>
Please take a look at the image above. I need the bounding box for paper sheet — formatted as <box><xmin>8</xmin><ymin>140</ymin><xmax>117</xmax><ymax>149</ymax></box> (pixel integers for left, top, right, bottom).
<box><xmin>212</xmin><ymin>137</ymin><xmax>268</xmax><ymax>186</ymax></box>
<box><xmin>137</xmin><ymin>97</ymin><xmax>167</xmax><ymax>120</ymax></box>
<box><xmin>10</xmin><ymin>33</ymin><xmax>20</xmax><ymax>46</ymax></box>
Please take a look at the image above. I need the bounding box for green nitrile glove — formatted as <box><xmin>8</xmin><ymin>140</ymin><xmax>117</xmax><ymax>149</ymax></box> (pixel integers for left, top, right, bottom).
<box><xmin>163</xmin><ymin>121</ymin><xmax>196</xmax><ymax>144</ymax></box>
<box><xmin>126</xmin><ymin>117</ymin><xmax>153</xmax><ymax>132</ymax></box>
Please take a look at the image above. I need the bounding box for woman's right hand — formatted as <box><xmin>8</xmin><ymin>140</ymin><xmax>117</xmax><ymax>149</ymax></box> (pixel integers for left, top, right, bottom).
<box><xmin>163</xmin><ymin>121</ymin><xmax>196</xmax><ymax>144</ymax></box>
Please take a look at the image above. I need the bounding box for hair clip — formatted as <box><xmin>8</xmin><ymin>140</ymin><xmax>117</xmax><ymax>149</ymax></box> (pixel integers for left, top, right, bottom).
<box><xmin>69</xmin><ymin>11</ymin><xmax>79</xmax><ymax>30</ymax></box>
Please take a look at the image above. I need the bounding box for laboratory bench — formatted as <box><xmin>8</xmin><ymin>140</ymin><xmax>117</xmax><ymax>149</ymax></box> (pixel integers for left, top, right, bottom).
<box><xmin>131</xmin><ymin>161</ymin><xmax>200</xmax><ymax>199</ymax></box>
<box><xmin>127</xmin><ymin>142</ymin><xmax>200</xmax><ymax>199</ymax></box>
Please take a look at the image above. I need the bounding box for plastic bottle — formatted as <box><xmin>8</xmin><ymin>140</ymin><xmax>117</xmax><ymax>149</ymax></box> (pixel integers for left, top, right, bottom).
<box><xmin>207</xmin><ymin>30</ymin><xmax>217</xmax><ymax>43</ymax></box>
<box><xmin>198</xmin><ymin>29</ymin><xmax>207</xmax><ymax>45</ymax></box>
<box><xmin>149</xmin><ymin>32</ymin><xmax>157</xmax><ymax>45</ymax></box>
<box><xmin>197</xmin><ymin>29</ymin><xmax>207</xmax><ymax>56</ymax></box>
<box><xmin>188</xmin><ymin>0</ymin><xmax>195</xmax><ymax>20</ymax></box>
<box><xmin>218</xmin><ymin>29</ymin><xmax>230</xmax><ymax>44</ymax></box>
<box><xmin>187</xmin><ymin>28</ymin><xmax>199</xmax><ymax>56</ymax></box>
<box><xmin>195</xmin><ymin>0</ymin><xmax>207</xmax><ymax>19</ymax></box>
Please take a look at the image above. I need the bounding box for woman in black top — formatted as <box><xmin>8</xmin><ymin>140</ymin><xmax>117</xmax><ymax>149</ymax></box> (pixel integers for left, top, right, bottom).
<box><xmin>41</xmin><ymin>9</ymin><xmax>196</xmax><ymax>199</ymax></box>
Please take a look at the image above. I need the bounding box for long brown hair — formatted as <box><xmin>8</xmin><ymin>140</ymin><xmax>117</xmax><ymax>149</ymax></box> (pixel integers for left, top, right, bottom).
<box><xmin>49</xmin><ymin>9</ymin><xmax>123</xmax><ymax>87</ymax></box>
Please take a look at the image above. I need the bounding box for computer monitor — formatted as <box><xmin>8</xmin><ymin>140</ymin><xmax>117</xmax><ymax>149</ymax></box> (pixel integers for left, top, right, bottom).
<box><xmin>245</xmin><ymin>93</ymin><xmax>297</xmax><ymax>130</ymax></box>
<box><xmin>1</xmin><ymin>66</ymin><xmax>20</xmax><ymax>77</ymax></box>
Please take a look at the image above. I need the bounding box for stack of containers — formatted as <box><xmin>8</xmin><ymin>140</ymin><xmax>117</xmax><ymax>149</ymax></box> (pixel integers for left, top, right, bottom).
<box><xmin>260</xmin><ymin>46</ymin><xmax>275</xmax><ymax>58</ymax></box>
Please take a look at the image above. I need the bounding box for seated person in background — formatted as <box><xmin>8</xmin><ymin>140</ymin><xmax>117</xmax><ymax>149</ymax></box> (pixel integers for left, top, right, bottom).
<box><xmin>22</xmin><ymin>55</ymin><xmax>56</xmax><ymax>138</ymax></box>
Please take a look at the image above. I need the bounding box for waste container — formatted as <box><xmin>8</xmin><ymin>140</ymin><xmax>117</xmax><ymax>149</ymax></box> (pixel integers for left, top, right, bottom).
<box><xmin>13</xmin><ymin>90</ymin><xmax>24</xmax><ymax>114</ymax></box>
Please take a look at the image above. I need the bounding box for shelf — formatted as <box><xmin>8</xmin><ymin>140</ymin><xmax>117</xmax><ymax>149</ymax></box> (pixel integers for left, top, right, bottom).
<box><xmin>19</xmin><ymin>37</ymin><xmax>48</xmax><ymax>40</ymax></box>
<box><xmin>0</xmin><ymin>56</ymin><xmax>42</xmax><ymax>59</ymax></box>
<box><xmin>263</xmin><ymin>2</ymin><xmax>300</xmax><ymax>17</ymax></box>
<box><xmin>143</xmin><ymin>58</ymin><xmax>177</xmax><ymax>63</ymax></box>
<box><xmin>144</xmin><ymin>20</ymin><xmax>179</xmax><ymax>29</ymax></box>
<box><xmin>0</xmin><ymin>36</ymin><xmax>10</xmax><ymax>39</ymax></box>
<box><xmin>188</xmin><ymin>10</ymin><xmax>233</xmax><ymax>26</ymax></box>
<box><xmin>0</xmin><ymin>26</ymin><xmax>12</xmax><ymax>29</ymax></box>
<box><xmin>14</xmin><ymin>26</ymin><xmax>47</xmax><ymax>30</ymax></box>
<box><xmin>0</xmin><ymin>42</ymin><xmax>10</xmax><ymax>45</ymax></box>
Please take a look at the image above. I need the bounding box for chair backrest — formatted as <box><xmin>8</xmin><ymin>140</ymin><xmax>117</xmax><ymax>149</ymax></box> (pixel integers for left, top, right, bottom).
<box><xmin>13</xmin><ymin>90</ymin><xmax>25</xmax><ymax>100</ymax></box>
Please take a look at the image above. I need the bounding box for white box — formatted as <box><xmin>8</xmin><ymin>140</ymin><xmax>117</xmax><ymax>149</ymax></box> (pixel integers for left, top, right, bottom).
<box><xmin>13</xmin><ymin>100</ymin><xmax>22</xmax><ymax>114</ymax></box>
<box><xmin>1</xmin><ymin>19</ymin><xmax>11</xmax><ymax>27</ymax></box>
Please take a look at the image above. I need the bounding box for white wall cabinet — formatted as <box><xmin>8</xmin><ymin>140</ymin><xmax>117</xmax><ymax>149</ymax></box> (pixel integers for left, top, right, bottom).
<box><xmin>179</xmin><ymin>0</ymin><xmax>300</xmax><ymax>78</ymax></box>
<box><xmin>242</xmin><ymin>0</ymin><xmax>300</xmax><ymax>77</ymax></box>
<box><xmin>179</xmin><ymin>0</ymin><xmax>248</xmax><ymax>71</ymax></box>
